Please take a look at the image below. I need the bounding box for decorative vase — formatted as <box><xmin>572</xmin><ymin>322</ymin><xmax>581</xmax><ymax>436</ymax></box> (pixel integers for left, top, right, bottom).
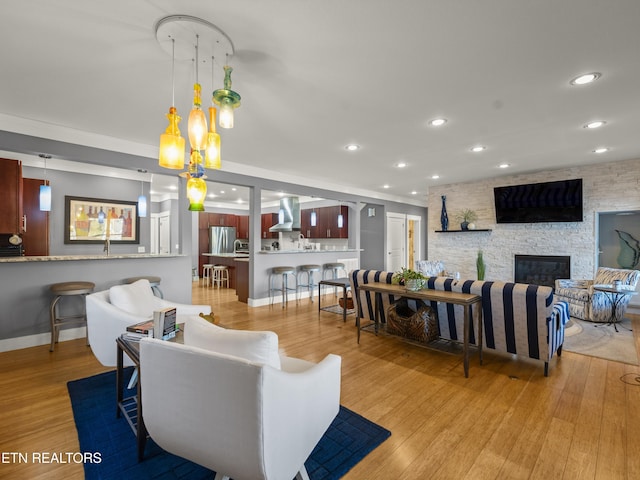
<box><xmin>440</xmin><ymin>196</ymin><xmax>449</xmax><ymax>231</ymax></box>
<box><xmin>405</xmin><ymin>279</ymin><xmax>422</xmax><ymax>291</ymax></box>
<box><xmin>460</xmin><ymin>221</ymin><xmax>469</xmax><ymax>230</ymax></box>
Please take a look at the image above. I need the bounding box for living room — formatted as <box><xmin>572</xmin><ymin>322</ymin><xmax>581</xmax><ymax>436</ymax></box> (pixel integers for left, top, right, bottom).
<box><xmin>3</xmin><ymin>1</ymin><xmax>640</xmax><ymax>479</ymax></box>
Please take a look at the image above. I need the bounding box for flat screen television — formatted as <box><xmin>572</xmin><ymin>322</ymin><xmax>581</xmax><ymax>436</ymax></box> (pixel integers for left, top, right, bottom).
<box><xmin>494</xmin><ymin>178</ymin><xmax>583</xmax><ymax>223</ymax></box>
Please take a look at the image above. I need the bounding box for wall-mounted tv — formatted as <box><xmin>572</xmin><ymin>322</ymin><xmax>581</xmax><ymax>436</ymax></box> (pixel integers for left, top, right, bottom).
<box><xmin>494</xmin><ymin>178</ymin><xmax>583</xmax><ymax>223</ymax></box>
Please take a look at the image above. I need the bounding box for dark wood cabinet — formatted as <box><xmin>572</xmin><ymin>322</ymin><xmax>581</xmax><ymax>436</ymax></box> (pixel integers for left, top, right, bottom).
<box><xmin>300</xmin><ymin>206</ymin><xmax>348</xmax><ymax>239</ymax></box>
<box><xmin>261</xmin><ymin>213</ymin><xmax>279</xmax><ymax>239</ymax></box>
<box><xmin>21</xmin><ymin>178</ymin><xmax>49</xmax><ymax>256</ymax></box>
<box><xmin>0</xmin><ymin>159</ymin><xmax>23</xmax><ymax>234</ymax></box>
<box><xmin>236</xmin><ymin>215</ymin><xmax>249</xmax><ymax>239</ymax></box>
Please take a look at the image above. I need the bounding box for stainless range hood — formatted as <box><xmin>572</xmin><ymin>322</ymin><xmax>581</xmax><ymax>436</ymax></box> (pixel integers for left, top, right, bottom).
<box><xmin>269</xmin><ymin>196</ymin><xmax>301</xmax><ymax>232</ymax></box>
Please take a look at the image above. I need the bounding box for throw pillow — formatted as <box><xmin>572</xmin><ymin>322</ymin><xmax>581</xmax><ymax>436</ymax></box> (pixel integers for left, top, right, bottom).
<box><xmin>184</xmin><ymin>315</ymin><xmax>281</xmax><ymax>369</ymax></box>
<box><xmin>109</xmin><ymin>279</ymin><xmax>156</xmax><ymax>318</ymax></box>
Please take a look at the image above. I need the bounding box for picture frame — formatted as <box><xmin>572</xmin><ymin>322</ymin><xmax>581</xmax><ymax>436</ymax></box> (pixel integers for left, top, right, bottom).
<box><xmin>64</xmin><ymin>196</ymin><xmax>140</xmax><ymax>244</ymax></box>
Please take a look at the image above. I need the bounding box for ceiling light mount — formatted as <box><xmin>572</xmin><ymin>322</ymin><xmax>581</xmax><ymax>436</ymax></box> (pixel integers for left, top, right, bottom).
<box><xmin>570</xmin><ymin>72</ymin><xmax>601</xmax><ymax>86</ymax></box>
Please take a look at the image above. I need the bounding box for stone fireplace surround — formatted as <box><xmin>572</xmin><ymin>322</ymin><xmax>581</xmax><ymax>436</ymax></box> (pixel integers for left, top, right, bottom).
<box><xmin>514</xmin><ymin>255</ymin><xmax>570</xmax><ymax>288</ymax></box>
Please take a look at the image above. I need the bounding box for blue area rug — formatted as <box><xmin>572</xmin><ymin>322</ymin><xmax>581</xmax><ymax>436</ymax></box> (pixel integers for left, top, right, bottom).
<box><xmin>68</xmin><ymin>369</ymin><xmax>390</xmax><ymax>479</ymax></box>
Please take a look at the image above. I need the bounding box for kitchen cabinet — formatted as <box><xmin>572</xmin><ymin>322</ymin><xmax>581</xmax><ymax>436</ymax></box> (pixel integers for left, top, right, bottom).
<box><xmin>301</xmin><ymin>206</ymin><xmax>348</xmax><ymax>239</ymax></box>
<box><xmin>208</xmin><ymin>213</ymin><xmax>236</xmax><ymax>227</ymax></box>
<box><xmin>261</xmin><ymin>213</ymin><xmax>279</xmax><ymax>239</ymax></box>
<box><xmin>0</xmin><ymin>159</ymin><xmax>24</xmax><ymax>234</ymax></box>
<box><xmin>236</xmin><ymin>215</ymin><xmax>249</xmax><ymax>239</ymax></box>
<box><xmin>22</xmin><ymin>178</ymin><xmax>50</xmax><ymax>256</ymax></box>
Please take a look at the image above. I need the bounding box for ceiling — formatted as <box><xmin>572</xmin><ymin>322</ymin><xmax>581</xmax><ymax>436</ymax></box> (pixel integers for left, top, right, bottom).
<box><xmin>2</xmin><ymin>0</ymin><xmax>640</xmax><ymax>206</ymax></box>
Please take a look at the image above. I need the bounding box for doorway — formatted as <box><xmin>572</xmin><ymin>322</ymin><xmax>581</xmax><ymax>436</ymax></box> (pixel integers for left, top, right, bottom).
<box><xmin>385</xmin><ymin>213</ymin><xmax>406</xmax><ymax>272</ymax></box>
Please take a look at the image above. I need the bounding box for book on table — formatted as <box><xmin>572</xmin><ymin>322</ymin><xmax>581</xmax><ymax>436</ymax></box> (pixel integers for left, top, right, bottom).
<box><xmin>125</xmin><ymin>307</ymin><xmax>177</xmax><ymax>341</ymax></box>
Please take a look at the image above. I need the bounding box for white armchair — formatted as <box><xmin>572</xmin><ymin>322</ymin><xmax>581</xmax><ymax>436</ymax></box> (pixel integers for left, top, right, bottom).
<box><xmin>86</xmin><ymin>279</ymin><xmax>210</xmax><ymax>366</ymax></box>
<box><xmin>139</xmin><ymin>317</ymin><xmax>342</xmax><ymax>480</ymax></box>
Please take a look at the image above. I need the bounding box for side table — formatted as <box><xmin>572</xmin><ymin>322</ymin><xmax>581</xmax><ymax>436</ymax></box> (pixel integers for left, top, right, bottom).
<box><xmin>592</xmin><ymin>284</ymin><xmax>637</xmax><ymax>332</ymax></box>
<box><xmin>318</xmin><ymin>278</ymin><xmax>352</xmax><ymax>322</ymax></box>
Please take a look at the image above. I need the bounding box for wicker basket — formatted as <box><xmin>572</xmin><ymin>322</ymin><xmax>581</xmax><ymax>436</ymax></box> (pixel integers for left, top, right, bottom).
<box><xmin>338</xmin><ymin>292</ymin><xmax>354</xmax><ymax>310</ymax></box>
<box><xmin>386</xmin><ymin>299</ymin><xmax>438</xmax><ymax>343</ymax></box>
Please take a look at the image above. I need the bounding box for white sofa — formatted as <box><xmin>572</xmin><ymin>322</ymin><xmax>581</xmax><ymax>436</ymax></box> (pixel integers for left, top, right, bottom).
<box><xmin>86</xmin><ymin>279</ymin><xmax>211</xmax><ymax>366</ymax></box>
<box><xmin>140</xmin><ymin>316</ymin><xmax>342</xmax><ymax>480</ymax></box>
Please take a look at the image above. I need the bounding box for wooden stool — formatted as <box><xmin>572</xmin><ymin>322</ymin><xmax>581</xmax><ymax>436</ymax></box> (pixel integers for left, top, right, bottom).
<box><xmin>269</xmin><ymin>266</ymin><xmax>297</xmax><ymax>308</ymax></box>
<box><xmin>123</xmin><ymin>276</ymin><xmax>163</xmax><ymax>298</ymax></box>
<box><xmin>49</xmin><ymin>281</ymin><xmax>95</xmax><ymax>352</ymax></box>
<box><xmin>212</xmin><ymin>265</ymin><xmax>230</xmax><ymax>288</ymax></box>
<box><xmin>202</xmin><ymin>264</ymin><xmax>214</xmax><ymax>287</ymax></box>
<box><xmin>297</xmin><ymin>264</ymin><xmax>321</xmax><ymax>303</ymax></box>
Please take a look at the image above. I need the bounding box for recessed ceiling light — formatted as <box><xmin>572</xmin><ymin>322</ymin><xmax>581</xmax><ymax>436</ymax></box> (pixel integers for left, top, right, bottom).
<box><xmin>383</xmin><ymin>184</ymin><xmax>390</xmax><ymax>189</ymax></box>
<box><xmin>396</xmin><ymin>162</ymin><xmax>407</xmax><ymax>168</ymax></box>
<box><xmin>431</xmin><ymin>174</ymin><xmax>440</xmax><ymax>180</ymax></box>
<box><xmin>345</xmin><ymin>144</ymin><xmax>360</xmax><ymax>151</ymax></box>
<box><xmin>584</xmin><ymin>121</ymin><xmax>606</xmax><ymax>129</ymax></box>
<box><xmin>593</xmin><ymin>147</ymin><xmax>609</xmax><ymax>154</ymax></box>
<box><xmin>220</xmin><ymin>190</ymin><xmax>225</xmax><ymax>194</ymax></box>
<box><xmin>498</xmin><ymin>163</ymin><xmax>510</xmax><ymax>169</ymax></box>
<box><xmin>231</xmin><ymin>187</ymin><xmax>237</xmax><ymax>191</ymax></box>
<box><xmin>411</xmin><ymin>191</ymin><xmax>418</xmax><ymax>195</ymax></box>
<box><xmin>470</xmin><ymin>145</ymin><xmax>486</xmax><ymax>153</ymax></box>
<box><xmin>570</xmin><ymin>72</ymin><xmax>601</xmax><ymax>85</ymax></box>
<box><xmin>429</xmin><ymin>118</ymin><xmax>447</xmax><ymax>127</ymax></box>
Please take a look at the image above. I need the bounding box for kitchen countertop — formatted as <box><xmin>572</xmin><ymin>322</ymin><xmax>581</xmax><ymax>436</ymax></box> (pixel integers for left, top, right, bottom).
<box><xmin>0</xmin><ymin>253</ymin><xmax>184</xmax><ymax>263</ymax></box>
<box><xmin>203</xmin><ymin>253</ymin><xmax>250</xmax><ymax>258</ymax></box>
<box><xmin>258</xmin><ymin>249</ymin><xmax>362</xmax><ymax>254</ymax></box>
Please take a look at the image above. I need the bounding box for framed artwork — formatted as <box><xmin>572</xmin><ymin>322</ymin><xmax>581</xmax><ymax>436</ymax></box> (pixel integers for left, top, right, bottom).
<box><xmin>64</xmin><ymin>196</ymin><xmax>140</xmax><ymax>244</ymax></box>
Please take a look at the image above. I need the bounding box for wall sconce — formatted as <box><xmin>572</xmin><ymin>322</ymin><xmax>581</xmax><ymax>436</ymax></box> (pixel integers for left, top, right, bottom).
<box><xmin>368</xmin><ymin>207</ymin><xmax>376</xmax><ymax>217</ymax></box>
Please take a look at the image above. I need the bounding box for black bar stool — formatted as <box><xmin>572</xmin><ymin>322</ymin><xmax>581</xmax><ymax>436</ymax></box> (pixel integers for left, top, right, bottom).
<box><xmin>49</xmin><ymin>281</ymin><xmax>95</xmax><ymax>351</ymax></box>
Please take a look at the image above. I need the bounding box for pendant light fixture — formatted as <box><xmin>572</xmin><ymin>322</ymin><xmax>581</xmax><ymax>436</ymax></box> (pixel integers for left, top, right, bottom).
<box><xmin>337</xmin><ymin>203</ymin><xmax>344</xmax><ymax>229</ymax></box>
<box><xmin>204</xmin><ymin>56</ymin><xmax>221</xmax><ymax>169</ymax></box>
<box><xmin>138</xmin><ymin>178</ymin><xmax>147</xmax><ymax>218</ymax></box>
<box><xmin>213</xmin><ymin>55</ymin><xmax>241</xmax><ymax>129</ymax></box>
<box><xmin>38</xmin><ymin>154</ymin><xmax>51</xmax><ymax>211</ymax></box>
<box><xmin>188</xmin><ymin>35</ymin><xmax>208</xmax><ymax>151</ymax></box>
<box><xmin>159</xmin><ymin>38</ymin><xmax>186</xmax><ymax>169</ymax></box>
<box><xmin>185</xmin><ymin>150</ymin><xmax>207</xmax><ymax>211</ymax></box>
<box><xmin>310</xmin><ymin>209</ymin><xmax>317</xmax><ymax>227</ymax></box>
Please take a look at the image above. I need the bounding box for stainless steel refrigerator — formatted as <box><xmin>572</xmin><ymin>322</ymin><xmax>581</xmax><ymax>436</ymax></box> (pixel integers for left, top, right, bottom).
<box><xmin>209</xmin><ymin>226</ymin><xmax>236</xmax><ymax>254</ymax></box>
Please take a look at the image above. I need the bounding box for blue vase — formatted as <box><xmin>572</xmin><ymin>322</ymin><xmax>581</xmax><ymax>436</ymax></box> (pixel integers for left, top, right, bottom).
<box><xmin>440</xmin><ymin>196</ymin><xmax>449</xmax><ymax>231</ymax></box>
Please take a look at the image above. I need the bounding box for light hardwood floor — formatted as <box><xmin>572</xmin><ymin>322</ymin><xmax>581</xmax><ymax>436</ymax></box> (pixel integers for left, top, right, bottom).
<box><xmin>2</xmin><ymin>284</ymin><xmax>640</xmax><ymax>479</ymax></box>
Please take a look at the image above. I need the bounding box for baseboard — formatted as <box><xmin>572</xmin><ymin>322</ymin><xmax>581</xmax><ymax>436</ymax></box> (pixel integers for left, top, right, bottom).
<box><xmin>0</xmin><ymin>327</ymin><xmax>86</xmax><ymax>353</ymax></box>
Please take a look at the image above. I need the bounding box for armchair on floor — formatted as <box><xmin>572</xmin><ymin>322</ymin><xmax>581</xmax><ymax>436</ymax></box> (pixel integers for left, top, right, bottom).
<box><xmin>139</xmin><ymin>316</ymin><xmax>342</xmax><ymax>480</ymax></box>
<box><xmin>86</xmin><ymin>279</ymin><xmax>211</xmax><ymax>366</ymax></box>
<box><xmin>554</xmin><ymin>267</ymin><xmax>640</xmax><ymax>322</ymax></box>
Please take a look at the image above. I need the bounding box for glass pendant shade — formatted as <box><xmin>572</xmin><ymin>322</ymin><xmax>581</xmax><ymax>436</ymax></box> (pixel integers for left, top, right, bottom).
<box><xmin>218</xmin><ymin>99</ymin><xmax>234</xmax><ymax>129</ymax></box>
<box><xmin>138</xmin><ymin>194</ymin><xmax>147</xmax><ymax>218</ymax></box>
<box><xmin>204</xmin><ymin>107</ymin><xmax>221</xmax><ymax>169</ymax></box>
<box><xmin>188</xmin><ymin>84</ymin><xmax>208</xmax><ymax>150</ymax></box>
<box><xmin>39</xmin><ymin>184</ymin><xmax>51</xmax><ymax>211</ymax></box>
<box><xmin>212</xmin><ymin>66</ymin><xmax>241</xmax><ymax>129</ymax></box>
<box><xmin>337</xmin><ymin>213</ymin><xmax>344</xmax><ymax>228</ymax></box>
<box><xmin>310</xmin><ymin>210</ymin><xmax>317</xmax><ymax>227</ymax></box>
<box><xmin>159</xmin><ymin>107</ymin><xmax>186</xmax><ymax>169</ymax></box>
<box><xmin>187</xmin><ymin>176</ymin><xmax>207</xmax><ymax>211</ymax></box>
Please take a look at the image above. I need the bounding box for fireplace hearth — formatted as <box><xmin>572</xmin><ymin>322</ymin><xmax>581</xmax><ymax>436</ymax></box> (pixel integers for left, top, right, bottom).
<box><xmin>514</xmin><ymin>255</ymin><xmax>570</xmax><ymax>288</ymax></box>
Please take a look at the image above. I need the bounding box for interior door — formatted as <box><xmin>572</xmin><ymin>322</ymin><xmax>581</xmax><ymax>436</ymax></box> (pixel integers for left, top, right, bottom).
<box><xmin>407</xmin><ymin>215</ymin><xmax>422</xmax><ymax>270</ymax></box>
<box><xmin>159</xmin><ymin>214</ymin><xmax>170</xmax><ymax>254</ymax></box>
<box><xmin>386</xmin><ymin>213</ymin><xmax>406</xmax><ymax>272</ymax></box>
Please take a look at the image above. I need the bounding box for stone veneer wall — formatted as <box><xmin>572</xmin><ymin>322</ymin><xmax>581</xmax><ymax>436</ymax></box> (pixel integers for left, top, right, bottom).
<box><xmin>427</xmin><ymin>158</ymin><xmax>640</xmax><ymax>284</ymax></box>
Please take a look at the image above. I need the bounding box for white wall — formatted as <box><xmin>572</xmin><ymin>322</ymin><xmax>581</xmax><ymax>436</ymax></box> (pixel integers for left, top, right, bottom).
<box><xmin>427</xmin><ymin>158</ymin><xmax>640</xmax><ymax>283</ymax></box>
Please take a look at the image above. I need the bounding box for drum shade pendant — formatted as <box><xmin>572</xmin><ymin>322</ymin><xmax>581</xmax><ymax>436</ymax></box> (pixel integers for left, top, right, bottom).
<box><xmin>159</xmin><ymin>38</ymin><xmax>186</xmax><ymax>169</ymax></box>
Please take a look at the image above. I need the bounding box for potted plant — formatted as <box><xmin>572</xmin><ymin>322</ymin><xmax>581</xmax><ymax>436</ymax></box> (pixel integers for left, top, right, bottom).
<box><xmin>392</xmin><ymin>268</ymin><xmax>427</xmax><ymax>291</ymax></box>
<box><xmin>456</xmin><ymin>209</ymin><xmax>478</xmax><ymax>230</ymax></box>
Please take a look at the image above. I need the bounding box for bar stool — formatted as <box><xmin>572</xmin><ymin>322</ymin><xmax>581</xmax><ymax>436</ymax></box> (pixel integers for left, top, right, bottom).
<box><xmin>202</xmin><ymin>264</ymin><xmax>214</xmax><ymax>287</ymax></box>
<box><xmin>123</xmin><ymin>276</ymin><xmax>163</xmax><ymax>298</ymax></box>
<box><xmin>322</xmin><ymin>262</ymin><xmax>347</xmax><ymax>296</ymax></box>
<box><xmin>212</xmin><ymin>265</ymin><xmax>230</xmax><ymax>288</ymax></box>
<box><xmin>269</xmin><ymin>266</ymin><xmax>298</xmax><ymax>308</ymax></box>
<box><xmin>297</xmin><ymin>264</ymin><xmax>321</xmax><ymax>303</ymax></box>
<box><xmin>49</xmin><ymin>281</ymin><xmax>95</xmax><ymax>352</ymax></box>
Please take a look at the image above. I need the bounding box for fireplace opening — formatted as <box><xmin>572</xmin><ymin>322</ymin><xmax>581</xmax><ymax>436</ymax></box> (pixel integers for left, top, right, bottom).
<box><xmin>514</xmin><ymin>255</ymin><xmax>570</xmax><ymax>288</ymax></box>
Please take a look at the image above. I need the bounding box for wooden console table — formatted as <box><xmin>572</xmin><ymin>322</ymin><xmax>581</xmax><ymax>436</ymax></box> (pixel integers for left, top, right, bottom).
<box><xmin>356</xmin><ymin>283</ymin><xmax>482</xmax><ymax>378</ymax></box>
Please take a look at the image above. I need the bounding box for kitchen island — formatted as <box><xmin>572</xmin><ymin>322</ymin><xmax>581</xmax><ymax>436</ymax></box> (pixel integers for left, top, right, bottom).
<box><xmin>202</xmin><ymin>253</ymin><xmax>249</xmax><ymax>290</ymax></box>
<box><xmin>0</xmin><ymin>253</ymin><xmax>192</xmax><ymax>352</ymax></box>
